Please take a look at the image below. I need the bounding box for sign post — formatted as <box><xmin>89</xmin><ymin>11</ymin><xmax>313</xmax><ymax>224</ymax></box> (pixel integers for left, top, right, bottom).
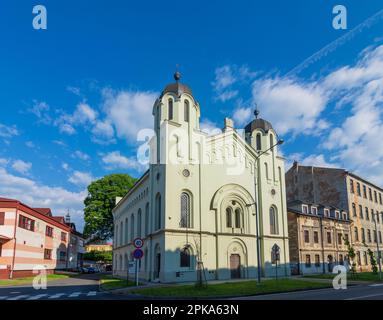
<box><xmin>133</xmin><ymin>238</ymin><xmax>144</xmax><ymax>287</ymax></box>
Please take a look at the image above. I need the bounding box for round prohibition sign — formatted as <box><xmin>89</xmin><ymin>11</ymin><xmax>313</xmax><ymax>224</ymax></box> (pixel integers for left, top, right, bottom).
<box><xmin>133</xmin><ymin>238</ymin><xmax>144</xmax><ymax>248</ymax></box>
<box><xmin>133</xmin><ymin>248</ymin><xmax>144</xmax><ymax>259</ymax></box>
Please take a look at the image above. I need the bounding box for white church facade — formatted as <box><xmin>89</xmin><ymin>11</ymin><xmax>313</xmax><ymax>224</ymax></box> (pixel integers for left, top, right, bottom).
<box><xmin>112</xmin><ymin>72</ymin><xmax>290</xmax><ymax>283</ymax></box>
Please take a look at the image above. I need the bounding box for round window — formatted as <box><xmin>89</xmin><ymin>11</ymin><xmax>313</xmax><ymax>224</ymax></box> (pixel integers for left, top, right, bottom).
<box><xmin>182</xmin><ymin>169</ymin><xmax>190</xmax><ymax>177</ymax></box>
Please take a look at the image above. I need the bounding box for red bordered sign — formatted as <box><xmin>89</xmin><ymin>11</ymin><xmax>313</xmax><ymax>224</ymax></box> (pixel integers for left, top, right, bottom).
<box><xmin>133</xmin><ymin>238</ymin><xmax>144</xmax><ymax>248</ymax></box>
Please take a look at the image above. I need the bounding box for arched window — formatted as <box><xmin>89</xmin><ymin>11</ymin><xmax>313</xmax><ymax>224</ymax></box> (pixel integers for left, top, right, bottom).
<box><xmin>125</xmin><ymin>218</ymin><xmax>129</xmax><ymax>244</ymax></box>
<box><xmin>168</xmin><ymin>98</ymin><xmax>173</xmax><ymax>120</ymax></box>
<box><xmin>265</xmin><ymin>162</ymin><xmax>269</xmax><ymax>180</ymax></box>
<box><xmin>137</xmin><ymin>209</ymin><xmax>142</xmax><ymax>238</ymax></box>
<box><xmin>131</xmin><ymin>214</ymin><xmax>135</xmax><ymax>241</ymax></box>
<box><xmin>184</xmin><ymin>100</ymin><xmax>189</xmax><ymax>122</ymax></box>
<box><xmin>120</xmin><ymin>221</ymin><xmax>123</xmax><ymax>246</ymax></box>
<box><xmin>180</xmin><ymin>192</ymin><xmax>191</xmax><ymax>228</ymax></box>
<box><xmin>256</xmin><ymin>133</ymin><xmax>262</xmax><ymax>151</ymax></box>
<box><xmin>270</xmin><ymin>206</ymin><xmax>278</xmax><ymax>234</ymax></box>
<box><xmin>235</xmin><ymin>208</ymin><xmax>242</xmax><ymax>228</ymax></box>
<box><xmin>354</xmin><ymin>227</ymin><xmax>359</xmax><ymax>241</ymax></box>
<box><xmin>226</xmin><ymin>207</ymin><xmax>233</xmax><ymax>228</ymax></box>
<box><xmin>180</xmin><ymin>247</ymin><xmax>191</xmax><ymax>268</ymax></box>
<box><xmin>155</xmin><ymin>193</ymin><xmax>161</xmax><ymax>230</ymax></box>
<box><xmin>145</xmin><ymin>202</ymin><xmax>149</xmax><ymax>235</ymax></box>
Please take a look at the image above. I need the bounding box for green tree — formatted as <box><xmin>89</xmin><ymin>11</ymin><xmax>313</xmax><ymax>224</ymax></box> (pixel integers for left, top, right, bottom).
<box><xmin>83</xmin><ymin>174</ymin><xmax>136</xmax><ymax>240</ymax></box>
<box><xmin>367</xmin><ymin>248</ymin><xmax>378</xmax><ymax>274</ymax></box>
<box><xmin>344</xmin><ymin>236</ymin><xmax>356</xmax><ymax>276</ymax></box>
<box><xmin>83</xmin><ymin>250</ymin><xmax>113</xmax><ymax>263</ymax></box>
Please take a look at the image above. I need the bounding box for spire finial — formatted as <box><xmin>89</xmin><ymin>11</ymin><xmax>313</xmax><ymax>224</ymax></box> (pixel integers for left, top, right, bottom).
<box><xmin>174</xmin><ymin>64</ymin><xmax>181</xmax><ymax>82</ymax></box>
<box><xmin>254</xmin><ymin>103</ymin><xmax>260</xmax><ymax>119</ymax></box>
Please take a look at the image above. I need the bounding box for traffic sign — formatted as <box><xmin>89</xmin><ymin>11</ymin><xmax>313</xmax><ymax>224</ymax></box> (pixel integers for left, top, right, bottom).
<box><xmin>133</xmin><ymin>238</ymin><xmax>144</xmax><ymax>248</ymax></box>
<box><xmin>133</xmin><ymin>248</ymin><xmax>144</xmax><ymax>259</ymax></box>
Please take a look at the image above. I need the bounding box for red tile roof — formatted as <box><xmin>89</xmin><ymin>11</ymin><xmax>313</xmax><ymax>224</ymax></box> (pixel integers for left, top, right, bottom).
<box><xmin>33</xmin><ymin>208</ymin><xmax>52</xmax><ymax>216</ymax></box>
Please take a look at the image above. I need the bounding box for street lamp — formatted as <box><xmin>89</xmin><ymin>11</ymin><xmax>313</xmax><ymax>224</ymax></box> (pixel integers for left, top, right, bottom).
<box><xmin>248</xmin><ymin>138</ymin><xmax>284</xmax><ymax>283</ymax></box>
<box><xmin>373</xmin><ymin>212</ymin><xmax>382</xmax><ymax>280</ymax></box>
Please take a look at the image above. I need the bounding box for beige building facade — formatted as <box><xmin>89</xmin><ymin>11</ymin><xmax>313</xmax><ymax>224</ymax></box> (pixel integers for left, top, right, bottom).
<box><xmin>287</xmin><ymin>200</ymin><xmax>351</xmax><ymax>275</ymax></box>
<box><xmin>286</xmin><ymin>162</ymin><xmax>383</xmax><ymax>272</ymax></box>
<box><xmin>112</xmin><ymin>73</ymin><xmax>290</xmax><ymax>283</ymax></box>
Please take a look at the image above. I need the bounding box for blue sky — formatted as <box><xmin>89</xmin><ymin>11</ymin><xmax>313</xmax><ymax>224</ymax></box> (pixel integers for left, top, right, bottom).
<box><xmin>1</xmin><ymin>0</ymin><xmax>383</xmax><ymax>231</ymax></box>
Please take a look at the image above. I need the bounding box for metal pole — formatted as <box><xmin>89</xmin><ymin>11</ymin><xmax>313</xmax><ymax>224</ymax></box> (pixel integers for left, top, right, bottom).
<box><xmin>135</xmin><ymin>259</ymin><xmax>139</xmax><ymax>286</ymax></box>
<box><xmin>373</xmin><ymin>214</ymin><xmax>382</xmax><ymax>280</ymax></box>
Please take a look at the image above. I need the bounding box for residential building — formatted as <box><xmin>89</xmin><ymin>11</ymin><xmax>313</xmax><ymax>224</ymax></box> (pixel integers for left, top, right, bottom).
<box><xmin>286</xmin><ymin>162</ymin><xmax>383</xmax><ymax>272</ymax></box>
<box><xmin>0</xmin><ymin>197</ymin><xmax>83</xmax><ymax>278</ymax></box>
<box><xmin>112</xmin><ymin>72</ymin><xmax>290</xmax><ymax>283</ymax></box>
<box><xmin>287</xmin><ymin>200</ymin><xmax>351</xmax><ymax>275</ymax></box>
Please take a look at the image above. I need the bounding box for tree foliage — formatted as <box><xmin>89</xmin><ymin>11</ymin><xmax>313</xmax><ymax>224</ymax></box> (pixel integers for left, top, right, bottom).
<box><xmin>83</xmin><ymin>174</ymin><xmax>136</xmax><ymax>240</ymax></box>
<box><xmin>83</xmin><ymin>250</ymin><xmax>113</xmax><ymax>263</ymax></box>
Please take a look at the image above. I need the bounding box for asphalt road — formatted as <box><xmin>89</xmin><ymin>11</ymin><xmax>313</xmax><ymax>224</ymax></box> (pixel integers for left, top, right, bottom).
<box><xmin>230</xmin><ymin>283</ymin><xmax>383</xmax><ymax>300</ymax></box>
<box><xmin>0</xmin><ymin>273</ymin><xmax>118</xmax><ymax>300</ymax></box>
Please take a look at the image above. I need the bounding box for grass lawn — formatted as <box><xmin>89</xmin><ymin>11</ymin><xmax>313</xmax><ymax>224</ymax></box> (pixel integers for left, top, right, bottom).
<box><xmin>304</xmin><ymin>272</ymin><xmax>383</xmax><ymax>282</ymax></box>
<box><xmin>130</xmin><ymin>278</ymin><xmax>330</xmax><ymax>298</ymax></box>
<box><xmin>0</xmin><ymin>274</ymin><xmax>70</xmax><ymax>287</ymax></box>
<box><xmin>99</xmin><ymin>275</ymin><xmax>137</xmax><ymax>290</ymax></box>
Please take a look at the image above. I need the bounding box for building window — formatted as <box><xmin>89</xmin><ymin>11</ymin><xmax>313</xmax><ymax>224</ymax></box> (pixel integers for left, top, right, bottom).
<box><xmin>361</xmin><ymin>228</ymin><xmax>365</xmax><ymax>242</ymax></box>
<box><xmin>357</xmin><ymin>252</ymin><xmax>361</xmax><ymax>265</ymax></box>
<box><xmin>264</xmin><ymin>162</ymin><xmax>269</xmax><ymax>180</ymax></box>
<box><xmin>235</xmin><ymin>208</ymin><xmax>242</xmax><ymax>228</ymax></box>
<box><xmin>184</xmin><ymin>100</ymin><xmax>189</xmax><ymax>122</ymax></box>
<box><xmin>19</xmin><ymin>215</ymin><xmax>35</xmax><ymax>231</ymax></box>
<box><xmin>344</xmin><ymin>233</ymin><xmax>349</xmax><ymax>243</ymax></box>
<box><xmin>357</xmin><ymin>183</ymin><xmax>361</xmax><ymax>196</ymax></box>
<box><xmin>374</xmin><ymin>230</ymin><xmax>377</xmax><ymax>243</ymax></box>
<box><xmin>0</xmin><ymin>212</ymin><xmax>4</xmax><ymax>225</ymax></box>
<box><xmin>145</xmin><ymin>203</ymin><xmax>149</xmax><ymax>235</ymax></box>
<box><xmin>354</xmin><ymin>227</ymin><xmax>359</xmax><ymax>241</ymax></box>
<box><xmin>180</xmin><ymin>192</ymin><xmax>191</xmax><ymax>228</ymax></box>
<box><xmin>180</xmin><ymin>247</ymin><xmax>191</xmax><ymax>268</ymax></box>
<box><xmin>339</xmin><ymin>254</ymin><xmax>344</xmax><ymax>265</ymax></box>
<box><xmin>369</xmin><ymin>188</ymin><xmax>373</xmax><ymax>201</ymax></box>
<box><xmin>302</xmin><ymin>205</ymin><xmax>308</xmax><ymax>214</ymax></box>
<box><xmin>363</xmin><ymin>185</ymin><xmax>367</xmax><ymax>198</ymax></box>
<box><xmin>314</xmin><ymin>231</ymin><xmax>319</xmax><ymax>243</ymax></box>
<box><xmin>367</xmin><ymin>229</ymin><xmax>371</xmax><ymax>243</ymax></box>
<box><xmin>377</xmin><ymin>211</ymin><xmax>380</xmax><ymax>223</ymax></box>
<box><xmin>350</xmin><ymin>179</ymin><xmax>354</xmax><ymax>193</ymax></box>
<box><xmin>269</xmin><ymin>206</ymin><xmax>278</xmax><ymax>235</ymax></box>
<box><xmin>311</xmin><ymin>207</ymin><xmax>318</xmax><ymax>215</ymax></box>
<box><xmin>305</xmin><ymin>255</ymin><xmax>311</xmax><ymax>267</ymax></box>
<box><xmin>304</xmin><ymin>230</ymin><xmax>310</xmax><ymax>243</ymax></box>
<box><xmin>46</xmin><ymin>226</ymin><xmax>53</xmax><ymax>237</ymax></box>
<box><xmin>130</xmin><ymin>214</ymin><xmax>135</xmax><ymax>241</ymax></box>
<box><xmin>366</xmin><ymin>207</ymin><xmax>369</xmax><ymax>220</ymax></box>
<box><xmin>338</xmin><ymin>233</ymin><xmax>342</xmax><ymax>245</ymax></box>
<box><xmin>374</xmin><ymin>190</ymin><xmax>378</xmax><ymax>203</ymax></box>
<box><xmin>226</xmin><ymin>207</ymin><xmax>232</xmax><ymax>228</ymax></box>
<box><xmin>352</xmin><ymin>203</ymin><xmax>356</xmax><ymax>217</ymax></box>
<box><xmin>61</xmin><ymin>232</ymin><xmax>66</xmax><ymax>242</ymax></box>
<box><xmin>137</xmin><ymin>209</ymin><xmax>142</xmax><ymax>238</ymax></box>
<box><xmin>371</xmin><ymin>209</ymin><xmax>374</xmax><ymax>221</ymax></box>
<box><xmin>315</xmin><ymin>255</ymin><xmax>320</xmax><ymax>267</ymax></box>
<box><xmin>168</xmin><ymin>98</ymin><xmax>173</xmax><ymax>120</ymax></box>
<box><xmin>379</xmin><ymin>231</ymin><xmax>382</xmax><ymax>244</ymax></box>
<box><xmin>155</xmin><ymin>193</ymin><xmax>161</xmax><ymax>230</ymax></box>
<box><xmin>324</xmin><ymin>209</ymin><xmax>330</xmax><ymax>217</ymax></box>
<box><xmin>59</xmin><ymin>251</ymin><xmax>66</xmax><ymax>261</ymax></box>
<box><xmin>379</xmin><ymin>193</ymin><xmax>382</xmax><ymax>205</ymax></box>
<box><xmin>44</xmin><ymin>249</ymin><xmax>52</xmax><ymax>260</ymax></box>
<box><xmin>364</xmin><ymin>252</ymin><xmax>368</xmax><ymax>265</ymax></box>
<box><xmin>327</xmin><ymin>232</ymin><xmax>332</xmax><ymax>244</ymax></box>
<box><xmin>359</xmin><ymin>205</ymin><xmax>363</xmax><ymax>219</ymax></box>
<box><xmin>256</xmin><ymin>133</ymin><xmax>262</xmax><ymax>151</ymax></box>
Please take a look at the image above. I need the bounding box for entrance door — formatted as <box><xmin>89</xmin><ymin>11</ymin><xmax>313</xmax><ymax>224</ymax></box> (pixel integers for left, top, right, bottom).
<box><xmin>230</xmin><ymin>254</ymin><xmax>241</xmax><ymax>279</ymax></box>
<box><xmin>155</xmin><ymin>253</ymin><xmax>161</xmax><ymax>279</ymax></box>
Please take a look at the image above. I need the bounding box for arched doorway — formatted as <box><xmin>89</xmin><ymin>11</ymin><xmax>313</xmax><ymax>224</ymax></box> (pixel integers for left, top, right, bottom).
<box><xmin>230</xmin><ymin>254</ymin><xmax>241</xmax><ymax>279</ymax></box>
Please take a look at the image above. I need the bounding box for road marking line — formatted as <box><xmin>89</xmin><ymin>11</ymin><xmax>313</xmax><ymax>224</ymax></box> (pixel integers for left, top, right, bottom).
<box><xmin>7</xmin><ymin>295</ymin><xmax>29</xmax><ymax>300</ymax></box>
<box><xmin>369</xmin><ymin>283</ymin><xmax>383</xmax><ymax>287</ymax></box>
<box><xmin>48</xmin><ymin>293</ymin><xmax>65</xmax><ymax>299</ymax></box>
<box><xmin>26</xmin><ymin>294</ymin><xmax>48</xmax><ymax>300</ymax></box>
<box><xmin>68</xmin><ymin>292</ymin><xmax>81</xmax><ymax>297</ymax></box>
<box><xmin>87</xmin><ymin>291</ymin><xmax>97</xmax><ymax>296</ymax></box>
<box><xmin>345</xmin><ymin>293</ymin><xmax>383</xmax><ymax>300</ymax></box>
<box><xmin>10</xmin><ymin>292</ymin><xmax>21</xmax><ymax>294</ymax></box>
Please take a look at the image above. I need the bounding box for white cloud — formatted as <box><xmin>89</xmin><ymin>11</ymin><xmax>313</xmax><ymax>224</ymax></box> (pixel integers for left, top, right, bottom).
<box><xmin>68</xmin><ymin>171</ymin><xmax>94</xmax><ymax>186</ymax></box>
<box><xmin>25</xmin><ymin>141</ymin><xmax>35</xmax><ymax>148</ymax></box>
<box><xmin>11</xmin><ymin>160</ymin><xmax>32</xmax><ymax>175</ymax></box>
<box><xmin>232</xmin><ymin>107</ymin><xmax>253</xmax><ymax>127</ymax></box>
<box><xmin>101</xmin><ymin>89</ymin><xmax>158</xmax><ymax>143</ymax></box>
<box><xmin>0</xmin><ymin>167</ymin><xmax>86</xmax><ymax>230</ymax></box>
<box><xmin>59</xmin><ymin>123</ymin><xmax>76</xmax><ymax>135</ymax></box>
<box><xmin>73</xmin><ymin>150</ymin><xmax>90</xmax><ymax>161</ymax></box>
<box><xmin>101</xmin><ymin>151</ymin><xmax>143</xmax><ymax>171</ymax></box>
<box><xmin>0</xmin><ymin>158</ymin><xmax>8</xmax><ymax>166</ymax></box>
<box><xmin>28</xmin><ymin>101</ymin><xmax>51</xmax><ymax>124</ymax></box>
<box><xmin>62</xmin><ymin>163</ymin><xmax>69</xmax><ymax>171</ymax></box>
<box><xmin>0</xmin><ymin>123</ymin><xmax>19</xmax><ymax>138</ymax></box>
<box><xmin>200</xmin><ymin>119</ymin><xmax>222</xmax><ymax>136</ymax></box>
